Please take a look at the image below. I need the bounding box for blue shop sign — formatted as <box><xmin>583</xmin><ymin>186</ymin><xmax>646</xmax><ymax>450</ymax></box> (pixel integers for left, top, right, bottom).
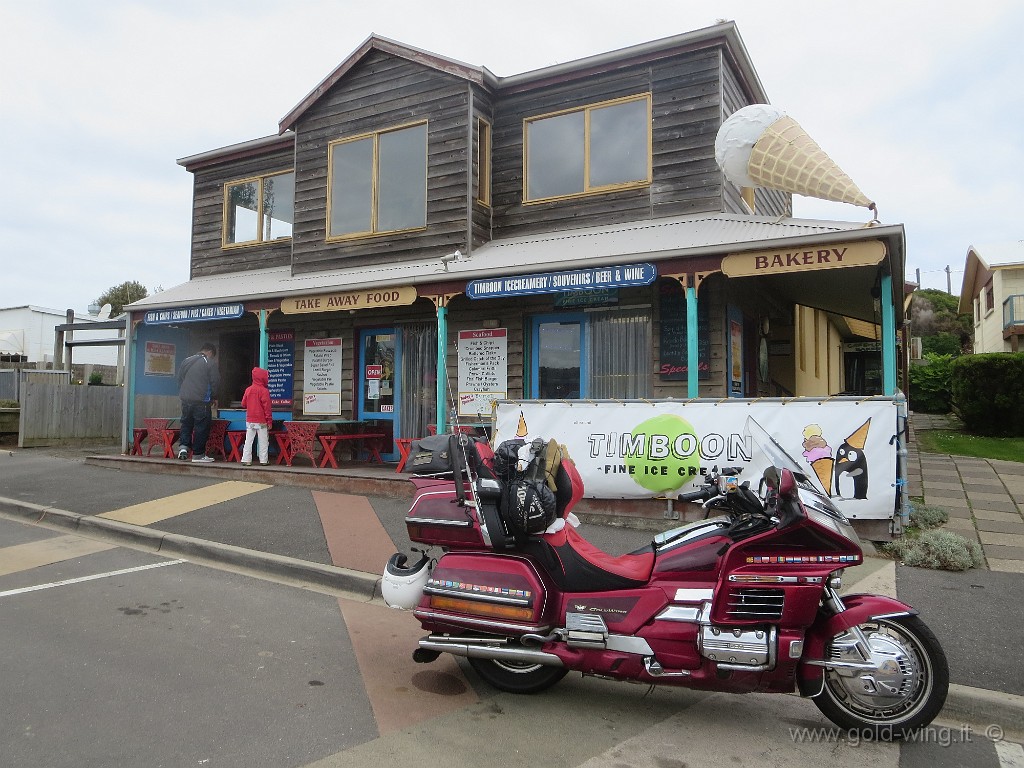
<box><xmin>143</xmin><ymin>303</ymin><xmax>245</xmax><ymax>325</ymax></box>
<box><xmin>467</xmin><ymin>263</ymin><xmax>657</xmax><ymax>299</ymax></box>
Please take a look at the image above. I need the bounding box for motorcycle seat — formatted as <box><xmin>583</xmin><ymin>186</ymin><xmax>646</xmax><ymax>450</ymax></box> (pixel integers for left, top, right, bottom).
<box><xmin>530</xmin><ymin>525</ymin><xmax>655</xmax><ymax>592</ymax></box>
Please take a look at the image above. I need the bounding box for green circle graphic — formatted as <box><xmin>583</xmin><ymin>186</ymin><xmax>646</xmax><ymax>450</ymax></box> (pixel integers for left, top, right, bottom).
<box><xmin>625</xmin><ymin>414</ymin><xmax>702</xmax><ymax>493</ymax></box>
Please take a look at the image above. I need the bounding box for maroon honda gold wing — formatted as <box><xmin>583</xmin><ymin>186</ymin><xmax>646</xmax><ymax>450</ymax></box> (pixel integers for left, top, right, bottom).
<box><xmin>383</xmin><ymin>426</ymin><xmax>948</xmax><ymax>740</ymax></box>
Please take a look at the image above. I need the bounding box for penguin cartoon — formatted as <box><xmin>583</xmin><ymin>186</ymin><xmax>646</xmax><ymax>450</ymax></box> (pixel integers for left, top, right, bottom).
<box><xmin>834</xmin><ymin>419</ymin><xmax>871</xmax><ymax>499</ymax></box>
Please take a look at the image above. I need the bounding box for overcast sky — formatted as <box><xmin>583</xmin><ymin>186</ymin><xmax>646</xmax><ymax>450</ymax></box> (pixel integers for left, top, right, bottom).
<box><xmin>2</xmin><ymin>0</ymin><xmax>1020</xmax><ymax>314</ymax></box>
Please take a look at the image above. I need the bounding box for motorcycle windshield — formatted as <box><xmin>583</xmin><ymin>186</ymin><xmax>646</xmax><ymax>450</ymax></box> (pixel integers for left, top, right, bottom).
<box><xmin>744</xmin><ymin>415</ymin><xmax>850</xmax><ymax>525</ymax></box>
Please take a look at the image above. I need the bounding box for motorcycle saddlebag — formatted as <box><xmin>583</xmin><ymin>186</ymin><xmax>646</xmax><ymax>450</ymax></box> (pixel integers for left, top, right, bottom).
<box><xmin>417</xmin><ymin>551</ymin><xmax>552</xmax><ymax>633</ymax></box>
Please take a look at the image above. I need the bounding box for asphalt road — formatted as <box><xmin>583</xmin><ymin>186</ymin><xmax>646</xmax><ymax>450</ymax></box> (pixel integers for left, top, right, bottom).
<box><xmin>2</xmin><ymin>451</ymin><xmax>1023</xmax><ymax>767</ymax></box>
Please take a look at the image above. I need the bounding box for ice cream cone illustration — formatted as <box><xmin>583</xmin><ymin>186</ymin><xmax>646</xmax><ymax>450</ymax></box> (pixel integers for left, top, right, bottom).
<box><xmin>801</xmin><ymin>424</ymin><xmax>833</xmax><ymax>496</ymax></box>
<box><xmin>516</xmin><ymin>411</ymin><xmax>529</xmax><ymax>438</ymax></box>
<box><xmin>715</xmin><ymin>104</ymin><xmax>874</xmax><ymax>211</ymax></box>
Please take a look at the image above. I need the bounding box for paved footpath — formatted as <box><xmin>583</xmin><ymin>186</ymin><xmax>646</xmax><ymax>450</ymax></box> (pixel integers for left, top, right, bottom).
<box><xmin>905</xmin><ymin>413</ymin><xmax>1024</xmax><ymax>573</ymax></box>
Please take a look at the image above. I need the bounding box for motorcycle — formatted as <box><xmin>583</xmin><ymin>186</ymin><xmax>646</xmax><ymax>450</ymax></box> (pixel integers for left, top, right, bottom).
<box><xmin>383</xmin><ymin>418</ymin><xmax>949</xmax><ymax>738</ymax></box>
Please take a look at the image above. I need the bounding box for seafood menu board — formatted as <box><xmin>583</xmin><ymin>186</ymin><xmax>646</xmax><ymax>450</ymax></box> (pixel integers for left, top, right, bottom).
<box><xmin>457</xmin><ymin>329</ymin><xmax>507</xmax><ymax>418</ymax></box>
<box><xmin>302</xmin><ymin>337</ymin><xmax>342</xmax><ymax>415</ymax></box>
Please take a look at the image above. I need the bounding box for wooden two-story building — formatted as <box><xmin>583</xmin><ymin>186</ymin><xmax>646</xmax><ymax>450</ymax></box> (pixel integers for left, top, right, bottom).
<box><xmin>127</xmin><ymin>22</ymin><xmax>907</xmax><ymax>458</ymax></box>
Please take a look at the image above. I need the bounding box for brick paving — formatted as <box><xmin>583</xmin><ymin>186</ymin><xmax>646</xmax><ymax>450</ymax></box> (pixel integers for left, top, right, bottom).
<box><xmin>908</xmin><ymin>412</ymin><xmax>1024</xmax><ymax>573</ymax></box>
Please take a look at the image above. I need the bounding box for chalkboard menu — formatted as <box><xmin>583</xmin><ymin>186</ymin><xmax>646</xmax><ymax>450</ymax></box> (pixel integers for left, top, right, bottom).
<box><xmin>658</xmin><ymin>280</ymin><xmax>710</xmax><ymax>380</ymax></box>
<box><xmin>267</xmin><ymin>330</ymin><xmax>294</xmax><ymax>407</ymax></box>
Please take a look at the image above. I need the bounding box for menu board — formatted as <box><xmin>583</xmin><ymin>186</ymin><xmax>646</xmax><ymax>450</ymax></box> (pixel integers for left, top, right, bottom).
<box><xmin>267</xmin><ymin>330</ymin><xmax>294</xmax><ymax>407</ymax></box>
<box><xmin>457</xmin><ymin>329</ymin><xmax>507</xmax><ymax>418</ymax></box>
<box><xmin>144</xmin><ymin>341</ymin><xmax>175</xmax><ymax>377</ymax></box>
<box><xmin>658</xmin><ymin>280</ymin><xmax>710</xmax><ymax>380</ymax></box>
<box><xmin>303</xmin><ymin>338</ymin><xmax>342</xmax><ymax>415</ymax></box>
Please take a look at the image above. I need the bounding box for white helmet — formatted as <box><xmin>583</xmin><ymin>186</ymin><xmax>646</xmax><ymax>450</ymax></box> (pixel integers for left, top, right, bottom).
<box><xmin>382</xmin><ymin>552</ymin><xmax>431</xmax><ymax>610</ymax></box>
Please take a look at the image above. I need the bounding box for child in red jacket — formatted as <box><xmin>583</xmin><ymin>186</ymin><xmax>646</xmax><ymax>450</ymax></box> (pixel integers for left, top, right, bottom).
<box><xmin>240</xmin><ymin>367</ymin><xmax>272</xmax><ymax>466</ymax></box>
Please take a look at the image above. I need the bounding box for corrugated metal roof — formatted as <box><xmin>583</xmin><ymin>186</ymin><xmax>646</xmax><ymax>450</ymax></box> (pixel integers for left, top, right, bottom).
<box><xmin>130</xmin><ymin>212</ymin><xmax>900</xmax><ymax>311</ymax></box>
<box><xmin>968</xmin><ymin>241</ymin><xmax>1024</xmax><ymax>268</ymax></box>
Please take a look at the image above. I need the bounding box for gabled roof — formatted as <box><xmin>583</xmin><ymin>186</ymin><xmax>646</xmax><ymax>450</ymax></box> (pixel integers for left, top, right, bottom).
<box><xmin>957</xmin><ymin>241</ymin><xmax>1024</xmax><ymax>314</ymax></box>
<box><xmin>278</xmin><ymin>22</ymin><xmax>766</xmax><ymax>134</ymax></box>
<box><xmin>278</xmin><ymin>34</ymin><xmax>490</xmax><ymax>134</ymax></box>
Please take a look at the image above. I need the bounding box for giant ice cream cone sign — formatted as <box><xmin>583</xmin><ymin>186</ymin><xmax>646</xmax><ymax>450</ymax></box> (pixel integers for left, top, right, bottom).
<box><xmin>715</xmin><ymin>104</ymin><xmax>875</xmax><ymax>213</ymax></box>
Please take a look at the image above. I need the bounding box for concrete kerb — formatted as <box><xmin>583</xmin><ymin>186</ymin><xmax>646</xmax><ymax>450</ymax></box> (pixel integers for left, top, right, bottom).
<box><xmin>0</xmin><ymin>496</ymin><xmax>380</xmax><ymax>602</ymax></box>
<box><xmin>939</xmin><ymin>684</ymin><xmax>1024</xmax><ymax>742</ymax></box>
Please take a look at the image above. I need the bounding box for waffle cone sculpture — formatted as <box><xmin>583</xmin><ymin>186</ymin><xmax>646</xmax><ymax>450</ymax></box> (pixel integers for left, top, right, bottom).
<box><xmin>716</xmin><ymin>104</ymin><xmax>874</xmax><ymax>210</ymax></box>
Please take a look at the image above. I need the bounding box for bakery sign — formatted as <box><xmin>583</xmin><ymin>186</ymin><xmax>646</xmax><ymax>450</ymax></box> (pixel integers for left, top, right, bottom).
<box><xmin>721</xmin><ymin>239</ymin><xmax>885</xmax><ymax>278</ymax></box>
<box><xmin>281</xmin><ymin>286</ymin><xmax>417</xmax><ymax>314</ymax></box>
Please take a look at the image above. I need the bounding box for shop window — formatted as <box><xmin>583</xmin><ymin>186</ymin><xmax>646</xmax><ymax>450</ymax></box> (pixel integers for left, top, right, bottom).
<box><xmin>477</xmin><ymin>118</ymin><xmax>491</xmax><ymax>206</ymax></box>
<box><xmin>530</xmin><ymin>309</ymin><xmax>650</xmax><ymax>399</ymax></box>
<box><xmin>223</xmin><ymin>171</ymin><xmax>294</xmax><ymax>247</ymax></box>
<box><xmin>328</xmin><ymin>121</ymin><xmax>427</xmax><ymax>239</ymax></box>
<box><xmin>524</xmin><ymin>94</ymin><xmax>651</xmax><ymax>203</ymax></box>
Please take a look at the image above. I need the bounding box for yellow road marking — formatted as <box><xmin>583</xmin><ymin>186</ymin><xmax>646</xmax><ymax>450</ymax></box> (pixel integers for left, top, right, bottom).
<box><xmin>0</xmin><ymin>535</ymin><xmax>115</xmax><ymax>577</ymax></box>
<box><xmin>98</xmin><ymin>481</ymin><xmax>271</xmax><ymax>526</ymax></box>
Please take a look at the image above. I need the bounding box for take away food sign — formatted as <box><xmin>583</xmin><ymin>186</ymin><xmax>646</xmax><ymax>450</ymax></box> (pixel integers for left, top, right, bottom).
<box><xmin>492</xmin><ymin>399</ymin><xmax>899</xmax><ymax>521</ymax></box>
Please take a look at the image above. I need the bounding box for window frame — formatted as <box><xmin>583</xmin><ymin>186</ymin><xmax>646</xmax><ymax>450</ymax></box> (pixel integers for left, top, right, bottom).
<box><xmin>221</xmin><ymin>169</ymin><xmax>294</xmax><ymax>249</ymax></box>
<box><xmin>476</xmin><ymin>117</ymin><xmax>492</xmax><ymax>207</ymax></box>
<box><xmin>326</xmin><ymin>120</ymin><xmax>428</xmax><ymax>242</ymax></box>
<box><xmin>522</xmin><ymin>92</ymin><xmax>652</xmax><ymax>205</ymax></box>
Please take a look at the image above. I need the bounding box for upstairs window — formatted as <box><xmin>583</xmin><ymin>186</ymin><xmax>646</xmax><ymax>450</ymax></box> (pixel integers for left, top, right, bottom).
<box><xmin>223</xmin><ymin>171</ymin><xmax>294</xmax><ymax>247</ymax></box>
<box><xmin>328</xmin><ymin>121</ymin><xmax>427</xmax><ymax>240</ymax></box>
<box><xmin>524</xmin><ymin>93</ymin><xmax>651</xmax><ymax>203</ymax></box>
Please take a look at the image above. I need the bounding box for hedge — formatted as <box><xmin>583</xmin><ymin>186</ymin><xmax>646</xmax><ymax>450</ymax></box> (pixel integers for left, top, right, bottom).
<box><xmin>949</xmin><ymin>353</ymin><xmax>1024</xmax><ymax>436</ymax></box>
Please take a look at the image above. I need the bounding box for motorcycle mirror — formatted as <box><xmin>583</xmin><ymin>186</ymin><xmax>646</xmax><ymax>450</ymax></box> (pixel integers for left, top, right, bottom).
<box><xmin>779</xmin><ymin>468</ymin><xmax>796</xmax><ymax>496</ymax></box>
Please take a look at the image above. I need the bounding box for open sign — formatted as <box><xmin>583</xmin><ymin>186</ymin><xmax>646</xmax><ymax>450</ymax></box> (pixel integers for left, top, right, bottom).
<box><xmin>366</xmin><ymin>365</ymin><xmax>383</xmax><ymax>379</ymax></box>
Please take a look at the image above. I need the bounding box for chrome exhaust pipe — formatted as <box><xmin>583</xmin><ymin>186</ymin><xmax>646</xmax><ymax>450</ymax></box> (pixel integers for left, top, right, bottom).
<box><xmin>419</xmin><ymin>635</ymin><xmax>564</xmax><ymax>667</ymax></box>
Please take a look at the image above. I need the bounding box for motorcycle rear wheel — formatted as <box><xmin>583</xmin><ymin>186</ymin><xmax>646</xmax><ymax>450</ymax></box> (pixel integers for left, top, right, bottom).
<box><xmin>812</xmin><ymin>615</ymin><xmax>949</xmax><ymax>739</ymax></box>
<box><xmin>467</xmin><ymin>656</ymin><xmax>568</xmax><ymax>694</ymax></box>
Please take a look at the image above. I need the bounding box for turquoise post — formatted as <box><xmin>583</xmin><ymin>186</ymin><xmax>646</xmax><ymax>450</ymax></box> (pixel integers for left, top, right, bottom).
<box><xmin>436</xmin><ymin>304</ymin><xmax>448</xmax><ymax>433</ymax></box>
<box><xmin>881</xmin><ymin>274</ymin><xmax>896</xmax><ymax>395</ymax></box>
<box><xmin>258</xmin><ymin>310</ymin><xmax>269</xmax><ymax>368</ymax></box>
<box><xmin>686</xmin><ymin>284</ymin><xmax>699</xmax><ymax>398</ymax></box>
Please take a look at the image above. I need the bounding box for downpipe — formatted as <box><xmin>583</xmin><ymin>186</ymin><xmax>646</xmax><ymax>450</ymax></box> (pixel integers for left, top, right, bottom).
<box><xmin>418</xmin><ymin>635</ymin><xmax>565</xmax><ymax>667</ymax></box>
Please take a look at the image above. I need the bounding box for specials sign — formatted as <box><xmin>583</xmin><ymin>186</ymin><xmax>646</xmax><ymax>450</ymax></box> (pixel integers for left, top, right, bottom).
<box><xmin>493</xmin><ymin>398</ymin><xmax>898</xmax><ymax>521</ymax></box>
<box><xmin>721</xmin><ymin>240</ymin><xmax>885</xmax><ymax>278</ymax></box>
<box><xmin>281</xmin><ymin>286</ymin><xmax>417</xmax><ymax>314</ymax></box>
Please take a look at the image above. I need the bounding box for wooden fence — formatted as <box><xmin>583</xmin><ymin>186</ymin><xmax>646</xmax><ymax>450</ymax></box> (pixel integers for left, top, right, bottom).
<box><xmin>19</xmin><ymin>381</ymin><xmax>123</xmax><ymax>447</ymax></box>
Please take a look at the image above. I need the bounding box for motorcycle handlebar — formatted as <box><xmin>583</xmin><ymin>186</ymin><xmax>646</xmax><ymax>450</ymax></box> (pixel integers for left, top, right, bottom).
<box><xmin>677</xmin><ymin>487</ymin><xmax>712</xmax><ymax>503</ymax></box>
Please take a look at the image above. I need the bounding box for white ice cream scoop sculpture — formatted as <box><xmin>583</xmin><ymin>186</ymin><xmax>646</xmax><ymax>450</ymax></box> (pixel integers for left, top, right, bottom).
<box><xmin>715</xmin><ymin>104</ymin><xmax>875</xmax><ymax>212</ymax></box>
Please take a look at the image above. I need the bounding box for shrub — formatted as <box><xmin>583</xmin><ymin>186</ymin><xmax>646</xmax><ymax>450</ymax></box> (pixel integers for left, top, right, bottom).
<box><xmin>950</xmin><ymin>353</ymin><xmax>1024</xmax><ymax>436</ymax></box>
<box><xmin>908</xmin><ymin>353</ymin><xmax>954</xmax><ymax>414</ymax></box>
<box><xmin>883</xmin><ymin>529</ymin><xmax>984</xmax><ymax>571</ymax></box>
<box><xmin>908</xmin><ymin>504</ymin><xmax>949</xmax><ymax>530</ymax></box>
<box><xmin>88</xmin><ymin>371</ymin><xmax>104</xmax><ymax>385</ymax></box>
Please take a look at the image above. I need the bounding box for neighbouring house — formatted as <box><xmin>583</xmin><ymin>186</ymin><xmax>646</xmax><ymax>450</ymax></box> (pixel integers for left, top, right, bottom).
<box><xmin>958</xmin><ymin>241</ymin><xmax>1024</xmax><ymax>353</ymax></box>
<box><xmin>126</xmin><ymin>22</ymin><xmax>908</xmax><ymax>459</ymax></box>
<box><xmin>0</xmin><ymin>305</ymin><xmax>121</xmax><ymax>366</ymax></box>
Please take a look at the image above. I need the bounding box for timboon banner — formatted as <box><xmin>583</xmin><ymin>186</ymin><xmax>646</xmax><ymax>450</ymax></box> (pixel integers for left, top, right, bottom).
<box><xmin>492</xmin><ymin>398</ymin><xmax>900</xmax><ymax>522</ymax></box>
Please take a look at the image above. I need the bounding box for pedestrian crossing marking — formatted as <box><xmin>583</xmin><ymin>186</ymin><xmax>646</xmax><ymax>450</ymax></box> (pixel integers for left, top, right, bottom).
<box><xmin>98</xmin><ymin>481</ymin><xmax>271</xmax><ymax>526</ymax></box>
<box><xmin>0</xmin><ymin>534</ymin><xmax>115</xmax><ymax>577</ymax></box>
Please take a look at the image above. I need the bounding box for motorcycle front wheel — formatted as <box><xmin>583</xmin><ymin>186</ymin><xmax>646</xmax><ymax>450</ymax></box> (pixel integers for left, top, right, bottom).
<box><xmin>467</xmin><ymin>656</ymin><xmax>568</xmax><ymax>694</ymax></box>
<box><xmin>812</xmin><ymin>615</ymin><xmax>949</xmax><ymax>739</ymax></box>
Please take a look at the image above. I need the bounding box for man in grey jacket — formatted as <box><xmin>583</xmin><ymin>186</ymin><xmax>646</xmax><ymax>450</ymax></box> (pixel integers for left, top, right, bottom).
<box><xmin>176</xmin><ymin>342</ymin><xmax>220</xmax><ymax>462</ymax></box>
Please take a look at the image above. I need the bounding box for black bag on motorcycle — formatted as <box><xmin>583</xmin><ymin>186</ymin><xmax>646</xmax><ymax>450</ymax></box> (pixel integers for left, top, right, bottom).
<box><xmin>494</xmin><ymin>438</ymin><xmax>558</xmax><ymax>535</ymax></box>
<box><xmin>408</xmin><ymin>433</ymin><xmax>491</xmax><ymax>476</ymax></box>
